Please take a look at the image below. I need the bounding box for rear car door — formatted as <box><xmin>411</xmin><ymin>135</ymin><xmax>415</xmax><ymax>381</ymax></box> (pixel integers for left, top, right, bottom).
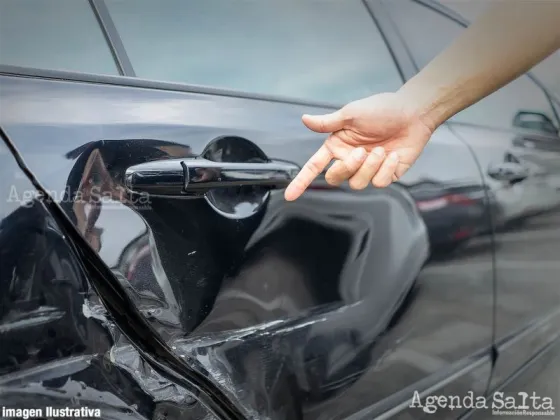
<box><xmin>448</xmin><ymin>76</ymin><xmax>560</xmax><ymax>393</ymax></box>
<box><xmin>1</xmin><ymin>0</ymin><xmax>493</xmax><ymax>418</ymax></box>
<box><xmin>384</xmin><ymin>0</ymin><xmax>560</xmax><ymax>393</ymax></box>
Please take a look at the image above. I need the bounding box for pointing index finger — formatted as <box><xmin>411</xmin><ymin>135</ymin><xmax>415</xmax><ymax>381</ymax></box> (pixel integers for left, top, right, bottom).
<box><xmin>284</xmin><ymin>145</ymin><xmax>332</xmax><ymax>201</ymax></box>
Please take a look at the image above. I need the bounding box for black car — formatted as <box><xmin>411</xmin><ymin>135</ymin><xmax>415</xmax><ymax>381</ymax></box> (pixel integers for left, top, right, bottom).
<box><xmin>1</xmin><ymin>1</ymin><xmax>560</xmax><ymax>419</ymax></box>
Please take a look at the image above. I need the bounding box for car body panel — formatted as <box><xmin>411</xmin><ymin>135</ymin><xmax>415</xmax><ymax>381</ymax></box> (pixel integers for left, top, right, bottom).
<box><xmin>408</xmin><ymin>180</ymin><xmax>488</xmax><ymax>253</ymax></box>
<box><xmin>0</xmin><ymin>138</ymin><xmax>218</xmax><ymax>420</ymax></box>
<box><xmin>383</xmin><ymin>0</ymin><xmax>560</xmax><ymax>402</ymax></box>
<box><xmin>445</xmin><ymin>123</ymin><xmax>560</xmax><ymax>391</ymax></box>
<box><xmin>2</xmin><ymin>0</ymin><xmax>558</xmax><ymax>417</ymax></box>
<box><xmin>0</xmin><ymin>70</ymin><xmax>494</xmax><ymax>418</ymax></box>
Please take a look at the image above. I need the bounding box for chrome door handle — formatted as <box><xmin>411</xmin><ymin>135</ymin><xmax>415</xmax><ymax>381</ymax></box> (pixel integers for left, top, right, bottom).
<box><xmin>487</xmin><ymin>162</ymin><xmax>529</xmax><ymax>184</ymax></box>
<box><xmin>125</xmin><ymin>158</ymin><xmax>300</xmax><ymax>196</ymax></box>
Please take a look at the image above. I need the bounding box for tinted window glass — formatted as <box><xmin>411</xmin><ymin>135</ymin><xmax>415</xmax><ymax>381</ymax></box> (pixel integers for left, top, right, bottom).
<box><xmin>105</xmin><ymin>0</ymin><xmax>403</xmax><ymax>104</ymax></box>
<box><xmin>385</xmin><ymin>0</ymin><xmax>557</xmax><ymax>131</ymax></box>
<box><xmin>384</xmin><ymin>0</ymin><xmax>464</xmax><ymax>70</ymax></box>
<box><xmin>0</xmin><ymin>0</ymin><xmax>118</xmax><ymax>75</ymax></box>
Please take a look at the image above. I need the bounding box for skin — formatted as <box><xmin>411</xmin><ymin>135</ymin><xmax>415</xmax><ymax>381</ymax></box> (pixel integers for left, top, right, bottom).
<box><xmin>284</xmin><ymin>0</ymin><xmax>560</xmax><ymax>202</ymax></box>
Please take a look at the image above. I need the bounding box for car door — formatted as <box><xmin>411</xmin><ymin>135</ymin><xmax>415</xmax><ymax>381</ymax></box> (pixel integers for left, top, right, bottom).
<box><xmin>384</xmin><ymin>0</ymin><xmax>560</xmax><ymax>394</ymax></box>
<box><xmin>448</xmin><ymin>81</ymin><xmax>560</xmax><ymax>392</ymax></box>
<box><xmin>1</xmin><ymin>0</ymin><xmax>493</xmax><ymax>418</ymax></box>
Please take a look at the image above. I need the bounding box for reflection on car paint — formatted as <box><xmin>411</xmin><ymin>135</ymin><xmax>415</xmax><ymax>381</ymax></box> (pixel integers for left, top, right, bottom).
<box><xmin>0</xmin><ymin>75</ymin><xmax>501</xmax><ymax>419</ymax></box>
<box><xmin>0</xmin><ymin>133</ymin><xmax>244</xmax><ymax>419</ymax></box>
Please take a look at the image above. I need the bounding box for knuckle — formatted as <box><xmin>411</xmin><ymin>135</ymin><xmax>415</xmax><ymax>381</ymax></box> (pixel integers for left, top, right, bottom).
<box><xmin>326</xmin><ymin>177</ymin><xmax>342</xmax><ymax>186</ymax></box>
<box><xmin>343</xmin><ymin>158</ymin><xmax>360</xmax><ymax>173</ymax></box>
<box><xmin>339</xmin><ymin>110</ymin><xmax>352</xmax><ymax>125</ymax></box>
<box><xmin>325</xmin><ymin>172</ymin><xmax>341</xmax><ymax>186</ymax></box>
<box><xmin>305</xmin><ymin>160</ymin><xmax>322</xmax><ymax>176</ymax></box>
<box><xmin>372</xmin><ymin>177</ymin><xmax>389</xmax><ymax>188</ymax></box>
<box><xmin>363</xmin><ymin>156</ymin><xmax>382</xmax><ymax>169</ymax></box>
<box><xmin>349</xmin><ymin>178</ymin><xmax>367</xmax><ymax>190</ymax></box>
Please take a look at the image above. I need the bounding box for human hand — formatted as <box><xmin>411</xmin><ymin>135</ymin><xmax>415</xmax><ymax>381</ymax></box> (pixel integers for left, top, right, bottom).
<box><xmin>284</xmin><ymin>92</ymin><xmax>436</xmax><ymax>201</ymax></box>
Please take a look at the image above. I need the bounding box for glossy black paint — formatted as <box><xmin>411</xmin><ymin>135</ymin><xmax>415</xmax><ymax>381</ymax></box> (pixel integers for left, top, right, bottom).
<box><xmin>408</xmin><ymin>181</ymin><xmax>488</xmax><ymax>253</ymax></box>
<box><xmin>0</xmin><ymin>136</ymin><xmax>219</xmax><ymax>420</ymax></box>
<box><xmin>0</xmin><ymin>69</ymin><xmax>495</xmax><ymax>419</ymax></box>
<box><xmin>0</xmin><ymin>1</ymin><xmax>559</xmax><ymax>419</ymax></box>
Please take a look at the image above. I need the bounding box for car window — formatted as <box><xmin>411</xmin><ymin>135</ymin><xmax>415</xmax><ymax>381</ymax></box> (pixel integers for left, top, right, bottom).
<box><xmin>383</xmin><ymin>0</ymin><xmax>464</xmax><ymax>71</ymax></box>
<box><xmin>0</xmin><ymin>0</ymin><xmax>119</xmax><ymax>75</ymax></box>
<box><xmin>105</xmin><ymin>0</ymin><xmax>403</xmax><ymax>104</ymax></box>
<box><xmin>455</xmin><ymin>77</ymin><xmax>557</xmax><ymax>132</ymax></box>
<box><xmin>384</xmin><ymin>0</ymin><xmax>557</xmax><ymax>132</ymax></box>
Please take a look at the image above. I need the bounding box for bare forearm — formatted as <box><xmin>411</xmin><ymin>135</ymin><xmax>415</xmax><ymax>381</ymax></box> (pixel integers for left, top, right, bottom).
<box><xmin>399</xmin><ymin>0</ymin><xmax>560</xmax><ymax>131</ymax></box>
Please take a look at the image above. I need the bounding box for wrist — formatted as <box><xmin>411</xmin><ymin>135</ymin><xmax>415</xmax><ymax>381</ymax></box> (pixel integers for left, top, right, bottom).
<box><xmin>397</xmin><ymin>86</ymin><xmax>443</xmax><ymax>133</ymax></box>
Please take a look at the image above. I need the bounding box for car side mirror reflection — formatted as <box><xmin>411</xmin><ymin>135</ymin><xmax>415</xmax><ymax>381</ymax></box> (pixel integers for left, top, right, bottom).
<box><xmin>513</xmin><ymin>111</ymin><xmax>558</xmax><ymax>136</ymax></box>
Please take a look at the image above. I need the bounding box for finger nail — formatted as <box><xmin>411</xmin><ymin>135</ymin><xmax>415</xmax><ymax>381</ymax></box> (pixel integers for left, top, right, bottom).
<box><xmin>372</xmin><ymin>147</ymin><xmax>385</xmax><ymax>157</ymax></box>
<box><xmin>351</xmin><ymin>148</ymin><xmax>366</xmax><ymax>161</ymax></box>
<box><xmin>388</xmin><ymin>151</ymin><xmax>399</xmax><ymax>161</ymax></box>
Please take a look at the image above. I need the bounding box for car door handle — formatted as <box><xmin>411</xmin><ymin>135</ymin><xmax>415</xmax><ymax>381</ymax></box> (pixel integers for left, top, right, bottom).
<box><xmin>125</xmin><ymin>157</ymin><xmax>300</xmax><ymax>196</ymax></box>
<box><xmin>487</xmin><ymin>162</ymin><xmax>529</xmax><ymax>184</ymax></box>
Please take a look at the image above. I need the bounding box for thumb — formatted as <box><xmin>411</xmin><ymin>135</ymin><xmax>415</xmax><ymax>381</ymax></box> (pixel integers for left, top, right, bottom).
<box><xmin>302</xmin><ymin>110</ymin><xmax>345</xmax><ymax>133</ymax></box>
